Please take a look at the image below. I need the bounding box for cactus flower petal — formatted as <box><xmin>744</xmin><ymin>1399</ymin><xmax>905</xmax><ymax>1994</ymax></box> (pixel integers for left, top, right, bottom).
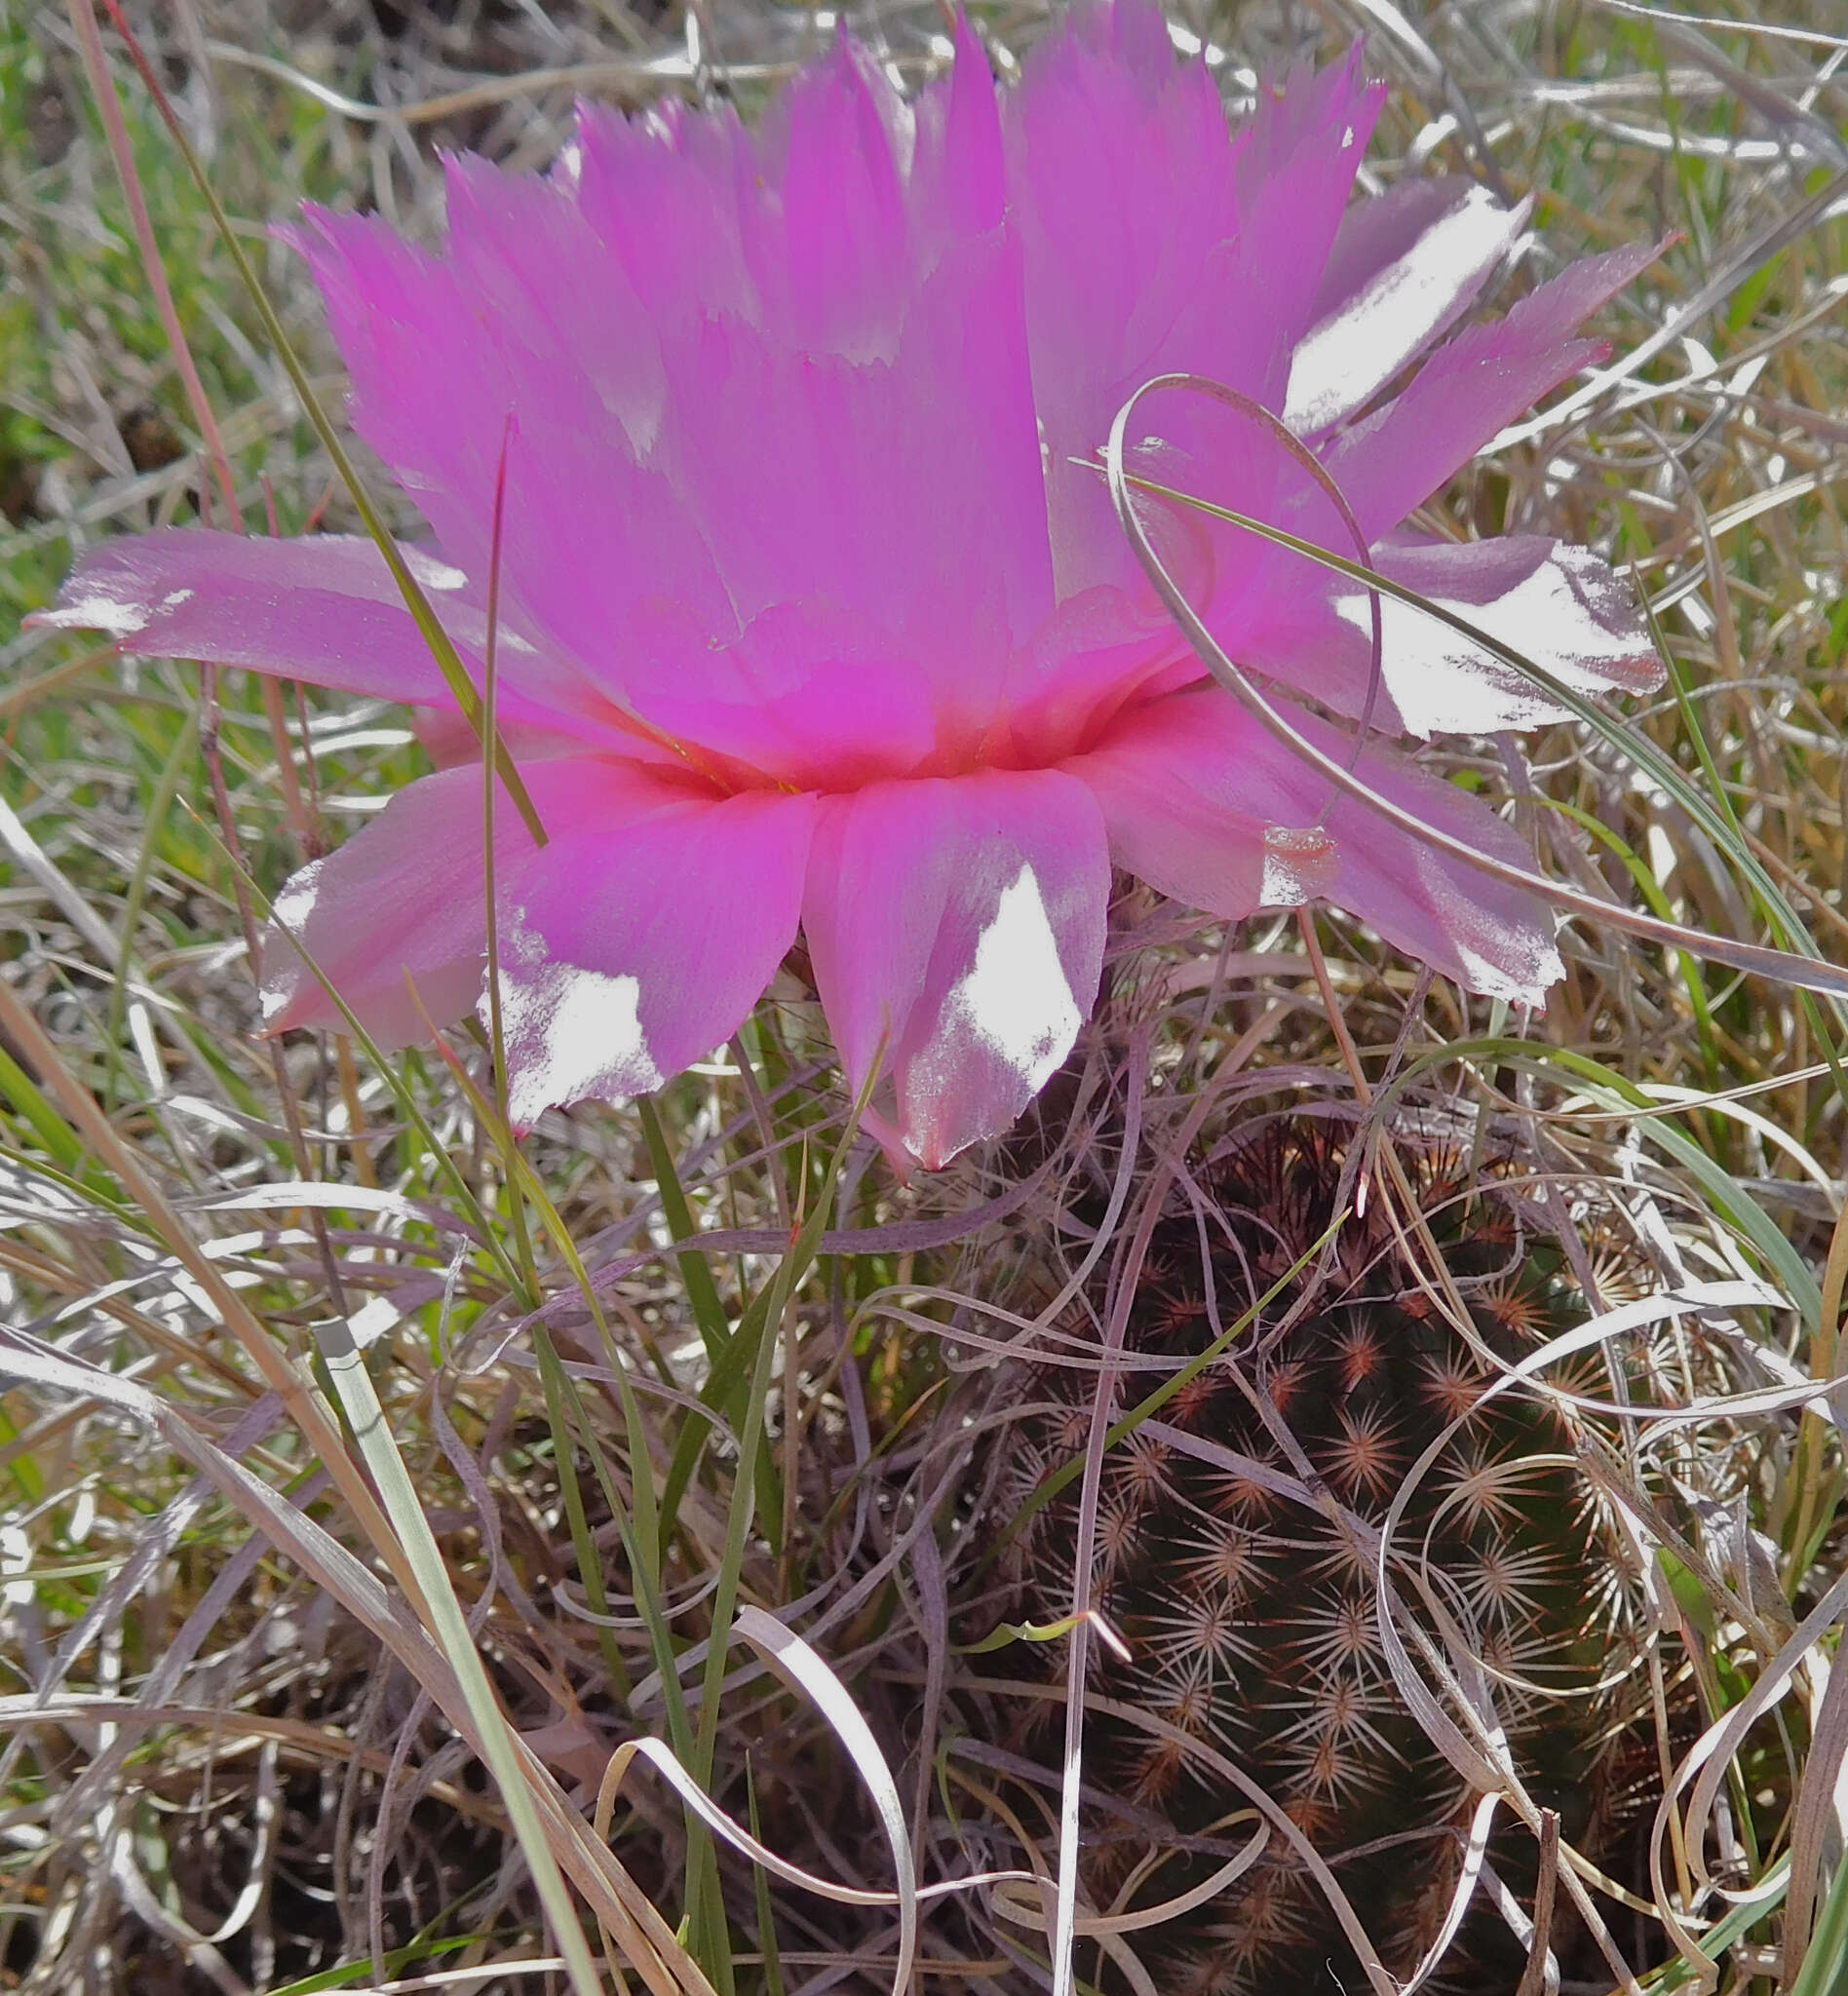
<box><xmin>1284</xmin><ymin>175</ymin><xmax>1532</xmax><ymax>436</ymax></box>
<box><xmin>1232</xmin><ymin>533</ymin><xmax>1664</xmax><ymax>737</ymax></box>
<box><xmin>802</xmin><ymin>768</ymin><xmax>1109</xmax><ymax>1171</ymax></box>
<box><xmin>1072</xmin><ymin>686</ymin><xmax>1564</xmax><ymax>1002</ymax></box>
<box><xmin>41</xmin><ymin>2</ymin><xmax>1661</xmax><ymax>1164</ymax></box>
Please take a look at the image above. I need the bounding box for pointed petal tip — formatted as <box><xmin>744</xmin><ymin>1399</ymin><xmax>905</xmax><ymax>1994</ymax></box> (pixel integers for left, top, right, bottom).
<box><xmin>860</xmin><ymin>1104</ymin><xmax>921</xmax><ymax>1182</ymax></box>
<box><xmin>1458</xmin><ymin>927</ymin><xmax>1564</xmax><ymax>1008</ymax></box>
<box><xmin>804</xmin><ymin>770</ymin><xmax>1108</xmax><ymax>1174</ymax></box>
<box><xmin>492</xmin><ymin>776</ymin><xmax>813</xmax><ymax>1127</ymax></box>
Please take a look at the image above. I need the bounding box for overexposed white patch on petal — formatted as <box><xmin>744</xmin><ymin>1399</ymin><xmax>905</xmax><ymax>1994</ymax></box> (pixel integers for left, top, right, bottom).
<box><xmin>494</xmin><ymin>949</ymin><xmax>663</xmax><ymax>1127</ymax></box>
<box><xmin>51</xmin><ymin>591</ymin><xmax>149</xmax><ymax>637</ymax></box>
<box><xmin>1259</xmin><ymin>824</ymin><xmax>1338</xmax><ymax>906</ymax></box>
<box><xmin>1328</xmin><ymin>580</ymin><xmax>1567</xmax><ymax>734</ymax></box>
<box><xmin>1330</xmin><ymin>536</ymin><xmax>1659</xmax><ymax>736</ymax></box>
<box><xmin>404</xmin><ymin>550</ymin><xmax>470</xmax><ymax>592</ymax></box>
<box><xmin>264</xmin><ymin>868</ymin><xmax>324</xmax><ymax>1018</ymax></box>
<box><xmin>942</xmin><ymin>864</ymin><xmax>1083</xmax><ymax>1094</ymax></box>
<box><xmin>1286</xmin><ymin>183</ymin><xmax>1526</xmax><ymax>435</ymax></box>
<box><xmin>1446</xmin><ymin>923</ymin><xmax>1562</xmax><ymax>1007</ymax></box>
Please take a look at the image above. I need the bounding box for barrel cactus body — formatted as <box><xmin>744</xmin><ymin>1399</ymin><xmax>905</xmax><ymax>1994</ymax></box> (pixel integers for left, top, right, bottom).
<box><xmin>989</xmin><ymin>1111</ymin><xmax>1652</xmax><ymax>1992</ymax></box>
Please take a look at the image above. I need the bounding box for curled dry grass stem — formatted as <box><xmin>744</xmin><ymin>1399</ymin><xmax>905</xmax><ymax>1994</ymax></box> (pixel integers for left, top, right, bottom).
<box><xmin>1108</xmin><ymin>438</ymin><xmax>1848</xmax><ymax>1019</ymax></box>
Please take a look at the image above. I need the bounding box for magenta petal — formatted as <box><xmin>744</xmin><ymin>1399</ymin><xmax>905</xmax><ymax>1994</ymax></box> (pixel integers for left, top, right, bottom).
<box><xmin>1325</xmin><ymin>240</ymin><xmax>1661</xmax><ymax>537</ymax></box>
<box><xmin>1011</xmin><ymin>17</ymin><xmax>1379</xmax><ymax>599</ymax></box>
<box><xmin>802</xmin><ymin>768</ymin><xmax>1109</xmax><ymax>1169</ymax></box>
<box><xmin>291</xmin><ymin>203</ymin><xmax>740</xmax><ymax>704</ymax></box>
<box><xmin>1068</xmin><ymin>687</ymin><xmax>1563</xmax><ymax>1002</ymax></box>
<box><xmin>751</xmin><ymin>29</ymin><xmax>912</xmax><ymax>359</ymax></box>
<box><xmin>263</xmin><ymin>756</ymin><xmax>812</xmax><ymax>1104</ymax></box>
<box><xmin>912</xmin><ymin>12</ymin><xmax>1008</xmax><ymax>239</ymax></box>
<box><xmin>45</xmin><ymin>531</ymin><xmax>459</xmax><ymax>705</ymax></box>
<box><xmin>491</xmin><ymin>767</ymin><xmax>815</xmax><ymax>1128</ymax></box>
<box><xmin>261</xmin><ymin>763</ymin><xmax>532</xmax><ymax>1049</ymax></box>
<box><xmin>574</xmin><ymin>96</ymin><xmax>758</xmax><ymax>333</ymax></box>
<box><xmin>441</xmin><ymin>153</ymin><xmax>667</xmax><ymax>453</ymax></box>
<box><xmin>1066</xmin><ymin>706</ymin><xmax>1288</xmax><ymax>920</ymax></box>
<box><xmin>288</xmin><ymin>206</ymin><xmax>513</xmax><ymax>580</ymax></box>
<box><xmin>1232</xmin><ymin>532</ymin><xmax>1663</xmax><ymax>735</ymax></box>
<box><xmin>1226</xmin><ymin>51</ymin><xmax>1389</xmax><ymax>405</ymax></box>
<box><xmin>1006</xmin><ymin>8</ymin><xmax>1235</xmax><ymax>600</ymax></box>
<box><xmin>37</xmin><ymin>530</ymin><xmax>643</xmax><ymax>748</ymax></box>
<box><xmin>647</xmin><ymin>248</ymin><xmax>1051</xmax><ymax>737</ymax></box>
<box><xmin>625</xmin><ymin>599</ymin><xmax>939</xmax><ymax>789</ymax></box>
<box><xmin>411</xmin><ymin>708</ymin><xmax>613</xmax><ymax>773</ymax></box>
<box><xmin>996</xmin><ymin>582</ymin><xmax>1181</xmax><ymax>767</ymax></box>
<box><xmin>1309</xmin><ymin>734</ymin><xmax>1563</xmax><ymax>1004</ymax></box>
<box><xmin>1285</xmin><ymin>177</ymin><xmax>1529</xmax><ymax>435</ymax></box>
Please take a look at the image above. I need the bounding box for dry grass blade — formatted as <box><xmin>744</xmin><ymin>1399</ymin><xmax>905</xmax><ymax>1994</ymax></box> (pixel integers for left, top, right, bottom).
<box><xmin>0</xmin><ymin>975</ymin><xmax>412</xmax><ymax>1592</ymax></box>
<box><xmin>315</xmin><ymin>1319</ymin><xmax>607</xmax><ymax>1996</ymax></box>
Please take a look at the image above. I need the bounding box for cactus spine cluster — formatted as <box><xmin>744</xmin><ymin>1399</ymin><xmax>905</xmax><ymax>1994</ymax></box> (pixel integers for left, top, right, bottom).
<box><xmin>985</xmin><ymin>1111</ymin><xmax>1651</xmax><ymax>1992</ymax></box>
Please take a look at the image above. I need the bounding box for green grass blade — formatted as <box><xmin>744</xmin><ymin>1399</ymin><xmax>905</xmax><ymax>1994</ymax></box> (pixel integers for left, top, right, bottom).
<box><xmin>532</xmin><ymin>1324</ymin><xmax>635</xmax><ymax>1700</ymax></box>
<box><xmin>639</xmin><ymin>1094</ymin><xmax>735</xmax><ymax>1364</ymax></box>
<box><xmin>316</xmin><ymin>1317</ymin><xmax>604</xmax><ymax>1996</ymax></box>
<box><xmin>1790</xmin><ymin>1854</ymin><xmax>1848</xmax><ymax>1996</ymax></box>
<box><xmin>745</xmin><ymin>1756</ymin><xmax>789</xmax><ymax>1996</ymax></box>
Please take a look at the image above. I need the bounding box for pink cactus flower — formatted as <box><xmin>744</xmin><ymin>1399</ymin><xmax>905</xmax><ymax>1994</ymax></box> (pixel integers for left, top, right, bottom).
<box><xmin>40</xmin><ymin>4</ymin><xmax>1663</xmax><ymax>1169</ymax></box>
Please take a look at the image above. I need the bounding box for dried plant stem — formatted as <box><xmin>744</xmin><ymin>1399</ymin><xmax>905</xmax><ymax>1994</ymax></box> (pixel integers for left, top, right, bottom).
<box><xmin>64</xmin><ymin>0</ymin><xmax>238</xmax><ymax>525</ymax></box>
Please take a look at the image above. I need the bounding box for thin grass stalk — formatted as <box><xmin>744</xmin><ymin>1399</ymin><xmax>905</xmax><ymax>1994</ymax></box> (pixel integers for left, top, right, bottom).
<box><xmin>102</xmin><ymin>711</ymin><xmax>198</xmax><ymax>1114</ymax></box>
<box><xmin>314</xmin><ymin>1323</ymin><xmax>607</xmax><ymax>1996</ymax></box>
<box><xmin>638</xmin><ymin>1096</ymin><xmax>735</xmax><ymax>1365</ymax></box>
<box><xmin>744</xmin><ymin>1758</ymin><xmax>789</xmax><ymax>1996</ymax></box>
<box><xmin>506</xmin><ymin>1154</ymin><xmax>714</xmax><ymax>1958</ymax></box>
<box><xmin>978</xmin><ymin>1214</ymin><xmax>1345</xmax><ymax>1577</ymax></box>
<box><xmin>1785</xmin><ymin>1193</ymin><xmax>1848</xmax><ymax>1598</ymax></box>
<box><xmin>1372</xmin><ymin>1036</ymin><xmax>1823</xmax><ymax>1320</ymax></box>
<box><xmin>531</xmin><ymin>1325</ymin><xmax>635</xmax><ymax>1698</ymax></box>
<box><xmin>64</xmin><ymin>0</ymin><xmax>238</xmax><ymax>525</ymax></box>
<box><xmin>88</xmin><ymin>0</ymin><xmax>547</xmax><ymax>845</ymax></box>
<box><xmin>476</xmin><ymin>412</ymin><xmax>540</xmax><ymax>1300</ymax></box>
<box><xmin>233</xmin><ymin>860</ymin><xmax>526</xmax><ymax>1297</ymax></box>
<box><xmin>67</xmin><ymin>0</ymin><xmax>314</xmax><ymax>852</ymax></box>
